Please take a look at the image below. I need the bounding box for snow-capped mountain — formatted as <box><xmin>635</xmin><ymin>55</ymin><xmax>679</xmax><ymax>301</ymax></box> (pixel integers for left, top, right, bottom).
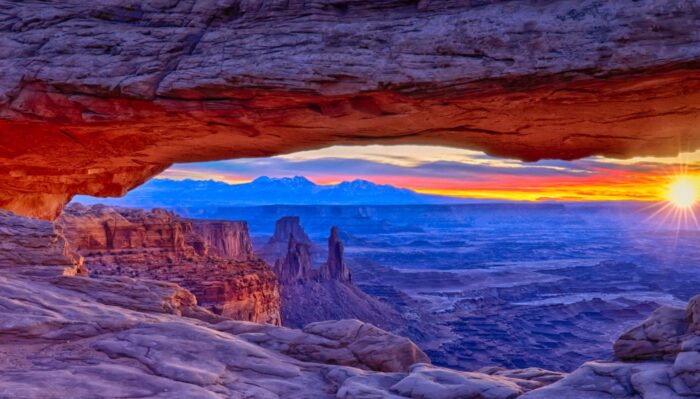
<box><xmin>73</xmin><ymin>176</ymin><xmax>466</xmax><ymax>208</ymax></box>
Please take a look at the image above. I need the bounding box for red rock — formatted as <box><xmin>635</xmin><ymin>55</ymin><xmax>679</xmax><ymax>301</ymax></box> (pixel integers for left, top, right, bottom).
<box><xmin>3</xmin><ymin>2</ymin><xmax>700</xmax><ymax>219</ymax></box>
<box><xmin>190</xmin><ymin>219</ymin><xmax>254</xmax><ymax>260</ymax></box>
<box><xmin>57</xmin><ymin>204</ymin><xmax>281</xmax><ymax>325</ymax></box>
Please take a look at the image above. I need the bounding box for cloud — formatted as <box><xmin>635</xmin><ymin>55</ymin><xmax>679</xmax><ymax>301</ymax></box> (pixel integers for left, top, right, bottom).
<box><xmin>160</xmin><ymin>145</ymin><xmax>700</xmax><ymax>201</ymax></box>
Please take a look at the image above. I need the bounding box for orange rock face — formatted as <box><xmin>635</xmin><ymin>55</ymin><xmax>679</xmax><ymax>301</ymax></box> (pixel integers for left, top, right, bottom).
<box><xmin>190</xmin><ymin>220</ymin><xmax>254</xmax><ymax>260</ymax></box>
<box><xmin>57</xmin><ymin>204</ymin><xmax>281</xmax><ymax>325</ymax></box>
<box><xmin>3</xmin><ymin>1</ymin><xmax>700</xmax><ymax>219</ymax></box>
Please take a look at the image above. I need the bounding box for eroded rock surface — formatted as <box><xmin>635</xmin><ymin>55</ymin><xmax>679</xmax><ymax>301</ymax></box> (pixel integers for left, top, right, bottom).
<box><xmin>335</xmin><ymin>363</ymin><xmax>560</xmax><ymax>399</ymax></box>
<box><xmin>322</xmin><ymin>226</ymin><xmax>352</xmax><ymax>283</ymax></box>
<box><xmin>521</xmin><ymin>294</ymin><xmax>700</xmax><ymax>398</ymax></box>
<box><xmin>263</xmin><ymin>216</ymin><xmax>314</xmax><ymax>258</ymax></box>
<box><xmin>218</xmin><ymin>318</ymin><xmax>429</xmax><ymax>373</ymax></box>
<box><xmin>57</xmin><ymin>204</ymin><xmax>281</xmax><ymax>324</ymax></box>
<box><xmin>0</xmin><ymin>266</ymin><xmax>564</xmax><ymax>399</ymax></box>
<box><xmin>613</xmin><ymin>305</ymin><xmax>691</xmax><ymax>361</ymax></box>
<box><xmin>4</xmin><ymin>1</ymin><xmax>700</xmax><ymax>218</ymax></box>
<box><xmin>0</xmin><ymin>210</ymin><xmax>85</xmax><ymax>276</ymax></box>
<box><xmin>191</xmin><ymin>219</ymin><xmax>254</xmax><ymax>260</ymax></box>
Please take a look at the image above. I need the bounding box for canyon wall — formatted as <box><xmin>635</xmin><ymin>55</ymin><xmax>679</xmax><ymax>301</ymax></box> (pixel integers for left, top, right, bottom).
<box><xmin>3</xmin><ymin>1</ymin><xmax>700</xmax><ymax>219</ymax></box>
<box><xmin>58</xmin><ymin>204</ymin><xmax>281</xmax><ymax>324</ymax></box>
<box><xmin>190</xmin><ymin>219</ymin><xmax>254</xmax><ymax>260</ymax></box>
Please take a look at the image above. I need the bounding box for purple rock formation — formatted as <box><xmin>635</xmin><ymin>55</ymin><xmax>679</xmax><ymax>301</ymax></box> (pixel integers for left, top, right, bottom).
<box><xmin>273</xmin><ymin>234</ymin><xmax>313</xmax><ymax>283</ymax></box>
<box><xmin>322</xmin><ymin>226</ymin><xmax>351</xmax><ymax>283</ymax></box>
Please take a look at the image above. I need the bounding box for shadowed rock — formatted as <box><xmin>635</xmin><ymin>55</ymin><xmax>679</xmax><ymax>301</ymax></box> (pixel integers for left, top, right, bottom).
<box><xmin>322</xmin><ymin>226</ymin><xmax>352</xmax><ymax>283</ymax></box>
<box><xmin>0</xmin><ymin>210</ymin><xmax>86</xmax><ymax>276</ymax></box>
<box><xmin>273</xmin><ymin>234</ymin><xmax>313</xmax><ymax>283</ymax></box>
<box><xmin>265</xmin><ymin>218</ymin><xmax>404</xmax><ymax>330</ymax></box>
<box><xmin>523</xmin><ymin>294</ymin><xmax>700</xmax><ymax>398</ymax></box>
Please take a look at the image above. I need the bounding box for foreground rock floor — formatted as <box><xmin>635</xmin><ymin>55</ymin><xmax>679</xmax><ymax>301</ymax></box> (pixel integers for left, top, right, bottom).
<box><xmin>1</xmin><ymin>265</ymin><xmax>699</xmax><ymax>398</ymax></box>
<box><xmin>0</xmin><ymin>266</ymin><xmax>558</xmax><ymax>399</ymax></box>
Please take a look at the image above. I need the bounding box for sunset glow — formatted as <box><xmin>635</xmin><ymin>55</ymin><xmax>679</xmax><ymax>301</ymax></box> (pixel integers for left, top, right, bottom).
<box><xmin>159</xmin><ymin>145</ymin><xmax>700</xmax><ymax>203</ymax></box>
<box><xmin>667</xmin><ymin>176</ymin><xmax>698</xmax><ymax>208</ymax></box>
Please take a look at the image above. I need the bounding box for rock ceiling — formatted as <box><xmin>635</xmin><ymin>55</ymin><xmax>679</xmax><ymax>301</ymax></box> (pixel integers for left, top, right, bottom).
<box><xmin>3</xmin><ymin>0</ymin><xmax>700</xmax><ymax>218</ymax></box>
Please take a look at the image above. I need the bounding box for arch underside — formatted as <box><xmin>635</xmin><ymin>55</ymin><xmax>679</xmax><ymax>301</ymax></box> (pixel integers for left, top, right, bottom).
<box><xmin>3</xmin><ymin>0</ymin><xmax>700</xmax><ymax>219</ymax></box>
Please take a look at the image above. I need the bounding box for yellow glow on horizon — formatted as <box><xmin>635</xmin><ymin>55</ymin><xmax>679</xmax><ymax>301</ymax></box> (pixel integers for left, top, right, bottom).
<box><xmin>414</xmin><ymin>187</ymin><xmax>661</xmax><ymax>202</ymax></box>
<box><xmin>667</xmin><ymin>176</ymin><xmax>699</xmax><ymax>209</ymax></box>
<box><xmin>158</xmin><ymin>144</ymin><xmax>700</xmax><ymax>203</ymax></box>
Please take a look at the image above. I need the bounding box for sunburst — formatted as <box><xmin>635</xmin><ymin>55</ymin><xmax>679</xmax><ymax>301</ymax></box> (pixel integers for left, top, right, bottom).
<box><xmin>647</xmin><ymin>173</ymin><xmax>700</xmax><ymax>231</ymax></box>
<box><xmin>667</xmin><ymin>176</ymin><xmax>698</xmax><ymax>209</ymax></box>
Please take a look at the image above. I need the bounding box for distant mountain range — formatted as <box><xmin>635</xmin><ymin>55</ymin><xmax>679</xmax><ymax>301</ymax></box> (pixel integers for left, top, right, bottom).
<box><xmin>73</xmin><ymin>176</ymin><xmax>474</xmax><ymax>208</ymax></box>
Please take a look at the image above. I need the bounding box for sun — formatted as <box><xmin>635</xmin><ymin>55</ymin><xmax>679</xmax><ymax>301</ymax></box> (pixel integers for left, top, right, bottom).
<box><xmin>667</xmin><ymin>176</ymin><xmax>698</xmax><ymax>209</ymax></box>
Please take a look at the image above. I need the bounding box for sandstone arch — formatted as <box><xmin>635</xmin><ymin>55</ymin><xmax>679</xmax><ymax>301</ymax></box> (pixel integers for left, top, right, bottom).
<box><xmin>3</xmin><ymin>0</ymin><xmax>700</xmax><ymax>219</ymax></box>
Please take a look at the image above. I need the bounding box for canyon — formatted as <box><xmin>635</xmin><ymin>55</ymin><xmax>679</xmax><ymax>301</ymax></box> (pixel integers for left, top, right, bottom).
<box><xmin>55</xmin><ymin>203</ymin><xmax>404</xmax><ymax>332</ymax></box>
<box><xmin>3</xmin><ymin>0</ymin><xmax>700</xmax><ymax>218</ymax></box>
<box><xmin>1</xmin><ymin>208</ymin><xmax>699</xmax><ymax>398</ymax></box>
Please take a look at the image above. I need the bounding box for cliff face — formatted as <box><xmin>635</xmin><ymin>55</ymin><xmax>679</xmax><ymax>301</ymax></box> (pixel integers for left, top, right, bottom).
<box><xmin>4</xmin><ymin>1</ymin><xmax>700</xmax><ymax>219</ymax></box>
<box><xmin>190</xmin><ymin>219</ymin><xmax>254</xmax><ymax>260</ymax></box>
<box><xmin>57</xmin><ymin>203</ymin><xmax>281</xmax><ymax>325</ymax></box>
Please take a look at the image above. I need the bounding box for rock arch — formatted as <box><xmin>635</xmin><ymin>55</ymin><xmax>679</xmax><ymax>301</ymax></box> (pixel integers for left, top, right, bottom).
<box><xmin>3</xmin><ymin>0</ymin><xmax>700</xmax><ymax>218</ymax></box>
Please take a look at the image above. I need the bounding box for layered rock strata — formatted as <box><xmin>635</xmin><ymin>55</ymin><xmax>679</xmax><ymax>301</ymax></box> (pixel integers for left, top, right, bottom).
<box><xmin>4</xmin><ymin>1</ymin><xmax>700</xmax><ymax>218</ymax></box>
<box><xmin>263</xmin><ymin>216</ymin><xmax>314</xmax><ymax>258</ymax></box>
<box><xmin>190</xmin><ymin>219</ymin><xmax>254</xmax><ymax>260</ymax></box>
<box><xmin>57</xmin><ymin>203</ymin><xmax>281</xmax><ymax>324</ymax></box>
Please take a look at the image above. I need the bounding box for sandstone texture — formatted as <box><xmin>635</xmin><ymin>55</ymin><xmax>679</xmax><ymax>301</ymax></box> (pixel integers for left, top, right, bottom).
<box><xmin>0</xmin><ymin>265</ymin><xmax>563</xmax><ymax>399</ymax></box>
<box><xmin>191</xmin><ymin>219</ymin><xmax>254</xmax><ymax>260</ymax></box>
<box><xmin>3</xmin><ymin>209</ymin><xmax>700</xmax><ymax>398</ymax></box>
<box><xmin>3</xmin><ymin>1</ymin><xmax>700</xmax><ymax>218</ymax></box>
<box><xmin>218</xmin><ymin>318</ymin><xmax>430</xmax><ymax>373</ymax></box>
<box><xmin>57</xmin><ymin>203</ymin><xmax>281</xmax><ymax>324</ymax></box>
<box><xmin>0</xmin><ymin>209</ymin><xmax>85</xmax><ymax>276</ymax></box>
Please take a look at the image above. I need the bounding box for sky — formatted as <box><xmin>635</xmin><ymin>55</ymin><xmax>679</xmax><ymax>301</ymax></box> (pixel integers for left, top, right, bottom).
<box><xmin>159</xmin><ymin>145</ymin><xmax>700</xmax><ymax>202</ymax></box>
